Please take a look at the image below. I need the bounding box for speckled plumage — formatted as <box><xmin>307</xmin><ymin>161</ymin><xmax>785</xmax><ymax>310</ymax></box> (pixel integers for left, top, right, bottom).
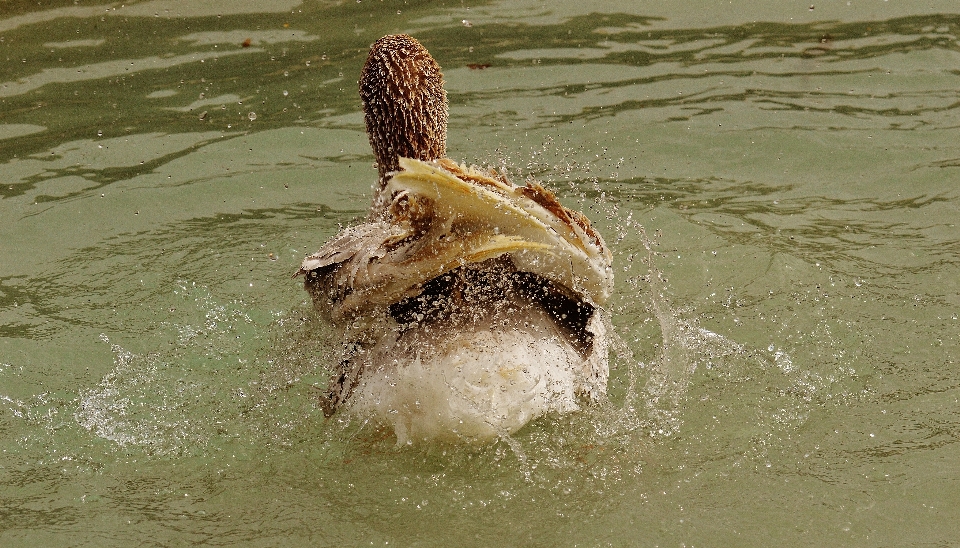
<box><xmin>360</xmin><ymin>35</ymin><xmax>448</xmax><ymax>190</ymax></box>
<box><xmin>299</xmin><ymin>35</ymin><xmax>613</xmax><ymax>443</ymax></box>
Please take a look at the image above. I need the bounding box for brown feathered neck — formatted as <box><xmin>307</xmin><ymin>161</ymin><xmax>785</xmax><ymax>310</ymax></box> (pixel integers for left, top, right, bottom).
<box><xmin>359</xmin><ymin>34</ymin><xmax>448</xmax><ymax>192</ymax></box>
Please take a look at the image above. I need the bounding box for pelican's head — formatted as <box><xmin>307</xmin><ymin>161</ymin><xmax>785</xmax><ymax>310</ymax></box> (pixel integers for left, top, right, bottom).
<box><xmin>359</xmin><ymin>34</ymin><xmax>448</xmax><ymax>192</ymax></box>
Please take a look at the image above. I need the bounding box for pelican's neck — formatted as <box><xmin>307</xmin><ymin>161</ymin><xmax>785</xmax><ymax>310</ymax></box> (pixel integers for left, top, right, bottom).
<box><xmin>359</xmin><ymin>34</ymin><xmax>449</xmax><ymax>208</ymax></box>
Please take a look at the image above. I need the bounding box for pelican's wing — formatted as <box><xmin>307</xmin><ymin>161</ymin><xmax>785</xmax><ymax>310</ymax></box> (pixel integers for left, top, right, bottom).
<box><xmin>388</xmin><ymin>157</ymin><xmax>614</xmax><ymax>304</ymax></box>
<box><xmin>337</xmin><ymin>234</ymin><xmax>554</xmax><ymax>316</ymax></box>
<box><xmin>298</xmin><ymin>222</ymin><xmax>404</xmax><ymax>274</ymax></box>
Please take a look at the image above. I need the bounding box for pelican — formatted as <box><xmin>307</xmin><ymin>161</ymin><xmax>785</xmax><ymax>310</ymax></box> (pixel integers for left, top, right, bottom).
<box><xmin>297</xmin><ymin>34</ymin><xmax>613</xmax><ymax>443</ymax></box>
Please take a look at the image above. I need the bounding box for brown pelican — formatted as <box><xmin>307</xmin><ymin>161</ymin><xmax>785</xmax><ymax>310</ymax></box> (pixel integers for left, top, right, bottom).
<box><xmin>297</xmin><ymin>35</ymin><xmax>613</xmax><ymax>443</ymax></box>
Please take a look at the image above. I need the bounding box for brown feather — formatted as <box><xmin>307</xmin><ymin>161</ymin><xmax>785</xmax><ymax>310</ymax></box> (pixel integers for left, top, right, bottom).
<box><xmin>359</xmin><ymin>34</ymin><xmax>448</xmax><ymax>190</ymax></box>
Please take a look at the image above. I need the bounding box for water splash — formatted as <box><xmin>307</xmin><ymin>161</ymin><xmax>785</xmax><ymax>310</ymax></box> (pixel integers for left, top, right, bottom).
<box><xmin>75</xmin><ymin>341</ymin><xmax>207</xmax><ymax>454</ymax></box>
<box><xmin>70</xmin><ymin>282</ymin><xmax>310</xmax><ymax>458</ymax></box>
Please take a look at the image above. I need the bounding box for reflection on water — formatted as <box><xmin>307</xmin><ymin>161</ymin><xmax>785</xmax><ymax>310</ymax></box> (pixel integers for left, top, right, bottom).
<box><xmin>2</xmin><ymin>1</ymin><xmax>960</xmax><ymax>545</ymax></box>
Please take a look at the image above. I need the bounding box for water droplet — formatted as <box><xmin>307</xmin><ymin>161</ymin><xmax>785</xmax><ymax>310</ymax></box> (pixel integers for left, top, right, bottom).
<box><xmin>247</xmin><ymin>112</ymin><xmax>257</xmax><ymax>121</ymax></box>
<box><xmin>282</xmin><ymin>90</ymin><xmax>288</xmax><ymax>97</ymax></box>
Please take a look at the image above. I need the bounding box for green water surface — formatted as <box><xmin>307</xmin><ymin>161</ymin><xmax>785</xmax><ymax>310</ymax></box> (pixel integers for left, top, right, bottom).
<box><xmin>2</xmin><ymin>0</ymin><xmax>960</xmax><ymax>546</ymax></box>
